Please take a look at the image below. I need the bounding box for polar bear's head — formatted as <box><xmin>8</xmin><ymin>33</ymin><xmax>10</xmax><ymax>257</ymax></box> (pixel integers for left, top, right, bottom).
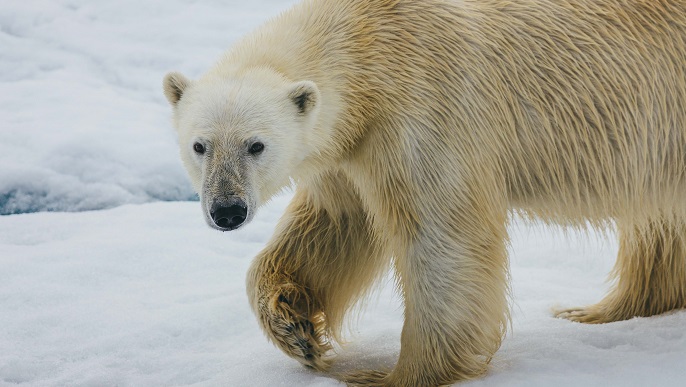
<box><xmin>163</xmin><ymin>68</ymin><xmax>321</xmax><ymax>231</ymax></box>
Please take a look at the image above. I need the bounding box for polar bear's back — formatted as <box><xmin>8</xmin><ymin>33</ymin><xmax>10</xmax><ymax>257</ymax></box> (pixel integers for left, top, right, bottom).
<box><xmin>214</xmin><ymin>0</ymin><xmax>686</xmax><ymax>224</ymax></box>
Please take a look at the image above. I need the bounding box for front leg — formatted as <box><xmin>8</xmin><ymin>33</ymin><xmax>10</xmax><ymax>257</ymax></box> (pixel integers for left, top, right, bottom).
<box><xmin>346</xmin><ymin>201</ymin><xmax>510</xmax><ymax>386</ymax></box>
<box><xmin>247</xmin><ymin>171</ymin><xmax>387</xmax><ymax>370</ymax></box>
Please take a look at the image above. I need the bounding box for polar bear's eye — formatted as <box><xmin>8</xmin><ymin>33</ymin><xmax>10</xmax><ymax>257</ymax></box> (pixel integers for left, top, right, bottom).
<box><xmin>193</xmin><ymin>142</ymin><xmax>205</xmax><ymax>155</ymax></box>
<box><xmin>249</xmin><ymin>142</ymin><xmax>265</xmax><ymax>155</ymax></box>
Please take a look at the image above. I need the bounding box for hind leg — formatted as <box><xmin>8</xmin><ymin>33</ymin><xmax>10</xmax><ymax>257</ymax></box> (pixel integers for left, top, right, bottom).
<box><xmin>557</xmin><ymin>218</ymin><xmax>686</xmax><ymax>323</ymax></box>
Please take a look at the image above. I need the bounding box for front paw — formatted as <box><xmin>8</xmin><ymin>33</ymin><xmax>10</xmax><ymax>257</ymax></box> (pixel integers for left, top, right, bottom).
<box><xmin>257</xmin><ymin>282</ymin><xmax>332</xmax><ymax>370</ymax></box>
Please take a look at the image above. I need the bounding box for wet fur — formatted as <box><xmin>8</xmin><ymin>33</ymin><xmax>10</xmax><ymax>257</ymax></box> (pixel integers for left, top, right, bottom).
<box><xmin>166</xmin><ymin>0</ymin><xmax>686</xmax><ymax>385</ymax></box>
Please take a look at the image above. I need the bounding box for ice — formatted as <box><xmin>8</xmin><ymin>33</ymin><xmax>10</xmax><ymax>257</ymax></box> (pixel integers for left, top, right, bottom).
<box><xmin>0</xmin><ymin>0</ymin><xmax>296</xmax><ymax>214</ymax></box>
<box><xmin>2</xmin><ymin>201</ymin><xmax>685</xmax><ymax>386</ymax></box>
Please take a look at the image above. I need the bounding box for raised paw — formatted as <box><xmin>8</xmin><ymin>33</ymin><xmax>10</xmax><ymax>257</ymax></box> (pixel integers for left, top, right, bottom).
<box><xmin>257</xmin><ymin>282</ymin><xmax>332</xmax><ymax>370</ymax></box>
<box><xmin>342</xmin><ymin>369</ymin><xmax>389</xmax><ymax>386</ymax></box>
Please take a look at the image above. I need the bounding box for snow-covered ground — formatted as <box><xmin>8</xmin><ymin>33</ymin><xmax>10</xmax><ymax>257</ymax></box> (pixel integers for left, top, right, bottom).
<box><xmin>3</xmin><ymin>200</ymin><xmax>686</xmax><ymax>386</ymax></box>
<box><xmin>2</xmin><ymin>0</ymin><xmax>685</xmax><ymax>386</ymax></box>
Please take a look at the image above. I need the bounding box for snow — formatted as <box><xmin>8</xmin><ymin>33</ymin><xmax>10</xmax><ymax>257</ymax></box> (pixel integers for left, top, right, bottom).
<box><xmin>2</xmin><ymin>201</ymin><xmax>686</xmax><ymax>386</ymax></box>
<box><xmin>1</xmin><ymin>0</ymin><xmax>685</xmax><ymax>386</ymax></box>
<box><xmin>0</xmin><ymin>0</ymin><xmax>297</xmax><ymax>214</ymax></box>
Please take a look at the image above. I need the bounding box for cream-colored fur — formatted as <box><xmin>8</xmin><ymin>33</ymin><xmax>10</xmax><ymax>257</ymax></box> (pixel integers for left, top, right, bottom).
<box><xmin>164</xmin><ymin>0</ymin><xmax>686</xmax><ymax>385</ymax></box>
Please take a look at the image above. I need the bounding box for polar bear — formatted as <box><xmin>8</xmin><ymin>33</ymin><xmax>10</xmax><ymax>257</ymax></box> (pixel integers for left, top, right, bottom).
<box><xmin>163</xmin><ymin>0</ymin><xmax>686</xmax><ymax>385</ymax></box>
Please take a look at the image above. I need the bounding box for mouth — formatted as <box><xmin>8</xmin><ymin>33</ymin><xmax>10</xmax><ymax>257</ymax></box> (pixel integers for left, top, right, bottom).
<box><xmin>210</xmin><ymin>221</ymin><xmax>247</xmax><ymax>232</ymax></box>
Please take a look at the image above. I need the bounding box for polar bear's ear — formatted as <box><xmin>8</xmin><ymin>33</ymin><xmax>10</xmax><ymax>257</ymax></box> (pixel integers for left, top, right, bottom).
<box><xmin>163</xmin><ymin>72</ymin><xmax>190</xmax><ymax>106</ymax></box>
<box><xmin>288</xmin><ymin>81</ymin><xmax>320</xmax><ymax>115</ymax></box>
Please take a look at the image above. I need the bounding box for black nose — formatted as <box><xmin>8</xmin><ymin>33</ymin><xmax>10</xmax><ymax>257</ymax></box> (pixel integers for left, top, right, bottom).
<box><xmin>210</xmin><ymin>200</ymin><xmax>248</xmax><ymax>230</ymax></box>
